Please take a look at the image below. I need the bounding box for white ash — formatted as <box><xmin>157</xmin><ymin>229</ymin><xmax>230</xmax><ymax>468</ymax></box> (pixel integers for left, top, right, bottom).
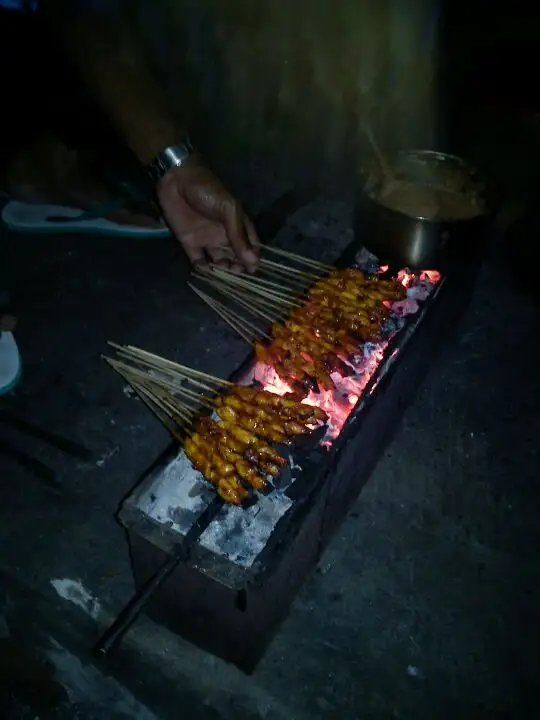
<box><xmin>135</xmin><ymin>447</ymin><xmax>294</xmax><ymax>569</ymax></box>
<box><xmin>198</xmin><ymin>492</ymin><xmax>293</xmax><ymax>567</ymax></box>
<box><xmin>136</xmin><ymin>451</ymin><xmax>210</xmax><ymax>527</ymax></box>
<box><xmin>288</xmin><ymin>453</ymin><xmax>303</xmax><ymax>472</ymax></box>
<box><xmin>407</xmin><ymin>279</ymin><xmax>434</xmax><ymax>302</ymax></box>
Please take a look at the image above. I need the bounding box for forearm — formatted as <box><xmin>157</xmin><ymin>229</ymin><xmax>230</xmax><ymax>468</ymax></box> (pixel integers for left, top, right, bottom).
<box><xmin>45</xmin><ymin>3</ymin><xmax>182</xmax><ymax>164</ymax></box>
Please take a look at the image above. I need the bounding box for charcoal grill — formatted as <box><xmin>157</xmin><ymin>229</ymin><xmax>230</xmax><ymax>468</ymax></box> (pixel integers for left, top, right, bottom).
<box><xmin>117</xmin><ymin>238</ymin><xmax>481</xmax><ymax>673</ymax></box>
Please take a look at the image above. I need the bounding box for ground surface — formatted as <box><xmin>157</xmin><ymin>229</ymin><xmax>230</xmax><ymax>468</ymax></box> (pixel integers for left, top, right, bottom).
<box><xmin>0</xmin><ymin>120</ymin><xmax>539</xmax><ymax>719</ymax></box>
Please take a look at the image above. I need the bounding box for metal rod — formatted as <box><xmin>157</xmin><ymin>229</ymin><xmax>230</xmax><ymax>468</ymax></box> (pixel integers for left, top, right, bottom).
<box><xmin>93</xmin><ymin>496</ymin><xmax>223</xmax><ymax>657</ymax></box>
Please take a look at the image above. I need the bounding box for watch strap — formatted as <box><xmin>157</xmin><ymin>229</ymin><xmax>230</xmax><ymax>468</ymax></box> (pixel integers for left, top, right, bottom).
<box><xmin>147</xmin><ymin>141</ymin><xmax>195</xmax><ymax>184</ymax></box>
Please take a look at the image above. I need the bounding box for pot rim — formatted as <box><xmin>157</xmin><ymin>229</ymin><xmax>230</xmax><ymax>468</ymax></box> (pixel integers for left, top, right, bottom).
<box><xmin>361</xmin><ymin>148</ymin><xmax>499</xmax><ymax>224</ymax></box>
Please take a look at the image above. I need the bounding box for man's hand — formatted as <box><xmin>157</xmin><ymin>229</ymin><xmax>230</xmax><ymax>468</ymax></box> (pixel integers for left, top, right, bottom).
<box><xmin>156</xmin><ymin>162</ymin><xmax>260</xmax><ymax>273</ymax></box>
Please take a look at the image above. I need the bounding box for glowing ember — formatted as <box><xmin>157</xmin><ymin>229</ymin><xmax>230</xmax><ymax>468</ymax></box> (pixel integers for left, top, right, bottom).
<box><xmin>254</xmin><ymin>266</ymin><xmax>441</xmax><ymax>449</ymax></box>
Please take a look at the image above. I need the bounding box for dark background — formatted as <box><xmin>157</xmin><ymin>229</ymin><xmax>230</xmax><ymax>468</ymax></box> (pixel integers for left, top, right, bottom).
<box><xmin>0</xmin><ymin>2</ymin><xmax>539</xmax><ymax>718</ymax></box>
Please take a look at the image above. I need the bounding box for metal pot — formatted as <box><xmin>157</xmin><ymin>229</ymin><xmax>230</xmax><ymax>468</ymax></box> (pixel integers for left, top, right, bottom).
<box><xmin>354</xmin><ymin>150</ymin><xmax>499</xmax><ymax>270</ymax></box>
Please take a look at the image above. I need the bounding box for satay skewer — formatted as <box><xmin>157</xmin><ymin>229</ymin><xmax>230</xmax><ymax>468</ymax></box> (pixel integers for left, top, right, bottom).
<box><xmin>142</xmin><ymin>383</ymin><xmax>195</xmax><ymax>428</ymax></box>
<box><xmin>107</xmin><ymin>343</ymin><xmax>233</xmax><ymax>387</ymax></box>
<box><xmin>259</xmin><ymin>257</ymin><xmax>322</xmax><ymax>281</ymax></box>
<box><xmin>188</xmin><ymin>284</ymin><xmax>262</xmax><ymax>344</ymax></box>
<box><xmin>110</xmin><ymin>347</ymin><xmax>223</xmax><ymax>395</ymax></box>
<box><xmin>131</xmin><ymin>381</ymin><xmax>192</xmax><ymax>433</ymax></box>
<box><xmin>259</xmin><ymin>265</ymin><xmax>311</xmax><ymax>290</ymax></box>
<box><xmin>261</xmin><ymin>246</ymin><xmax>334</xmax><ymax>272</ymax></box>
<box><xmin>208</xmin><ymin>259</ymin><xmax>309</xmax><ymax>290</ymax></box>
<box><xmin>208</xmin><ymin>268</ymin><xmax>302</xmax><ymax>306</ymax></box>
<box><xmin>104</xmin><ymin>361</ymin><xmax>188</xmax><ymax>439</ymax></box>
<box><xmin>102</xmin><ymin>357</ymin><xmax>212</xmax><ymax>410</ymax></box>
<box><xmin>199</xmin><ymin>245</ymin><xmax>319</xmax><ymax>283</ymax></box>
<box><xmin>110</xmin><ymin>367</ymin><xmax>196</xmax><ymax>424</ymax></box>
<box><xmin>191</xmin><ymin>274</ymin><xmax>284</xmax><ymax>323</ymax></box>
<box><xmin>189</xmin><ymin>284</ymin><xmax>272</xmax><ymax>340</ymax></box>
<box><xmin>215</xmin><ymin>268</ymin><xmax>307</xmax><ymax>296</ymax></box>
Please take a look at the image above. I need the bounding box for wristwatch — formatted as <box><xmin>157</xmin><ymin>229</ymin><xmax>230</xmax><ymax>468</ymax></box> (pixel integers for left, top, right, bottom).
<box><xmin>146</xmin><ymin>140</ymin><xmax>195</xmax><ymax>184</ymax></box>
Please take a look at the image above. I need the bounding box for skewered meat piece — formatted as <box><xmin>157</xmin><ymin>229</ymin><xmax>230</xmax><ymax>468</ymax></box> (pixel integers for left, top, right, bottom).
<box><xmin>234</xmin><ymin>458</ymin><xmax>267</xmax><ymax>491</ymax></box>
<box><xmin>260</xmin><ymin>461</ymin><xmax>281</xmax><ymax>478</ymax></box>
<box><xmin>279</xmin><ymin>356</ymin><xmax>326</xmax><ymax>392</ymax></box>
<box><xmin>217</xmin><ymin>402</ymin><xmax>313</xmax><ymax>441</ymax></box>
<box><xmin>216</xmin><ymin>393</ymin><xmax>323</xmax><ymax>430</ymax></box>
<box><xmin>216</xmin><ymin>478</ymin><xmax>248</xmax><ymax>505</ymax></box>
<box><xmin>195</xmin><ymin>415</ymin><xmax>278</xmax><ymax>483</ymax></box>
<box><xmin>217</xmin><ymin>419</ymin><xmax>286</xmax><ymax>465</ymax></box>
<box><xmin>271</xmin><ymin>330</ymin><xmax>353</xmax><ymax>378</ymax></box>
<box><xmin>194</xmin><ymin>416</ymin><xmax>245</xmax><ymax>454</ymax></box>
<box><xmin>215</xmin><ymin>393</ymin><xmax>277</xmax><ymax>421</ymax></box>
<box><xmin>216</xmin><ymin>404</ymin><xmax>289</xmax><ymax>444</ymax></box>
<box><xmin>276</xmin><ymin>321</ymin><xmax>336</xmax><ymax>354</ymax></box>
<box><xmin>184</xmin><ymin>436</ymin><xmax>247</xmax><ymax>505</ymax></box>
<box><xmin>196</xmin><ymin>415</ymin><xmax>286</xmax><ymax>466</ymax></box>
<box><xmin>189</xmin><ymin>421</ymin><xmax>271</xmax><ymax>493</ymax></box>
<box><xmin>230</xmin><ymin>386</ymin><xmax>327</xmax><ymax>423</ymax></box>
<box><xmin>187</xmin><ymin>433</ymin><xmax>235</xmax><ymax>477</ymax></box>
<box><xmin>213</xmin><ymin>442</ymin><xmax>268</xmax><ymax>491</ymax></box>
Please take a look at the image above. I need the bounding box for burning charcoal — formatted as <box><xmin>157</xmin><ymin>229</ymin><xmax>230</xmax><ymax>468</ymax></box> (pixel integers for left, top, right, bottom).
<box><xmin>333</xmin><ymin>356</ymin><xmax>355</xmax><ymax>377</ymax></box>
<box><xmin>302</xmin><ymin>376</ymin><xmax>320</xmax><ymax>394</ymax></box>
<box><xmin>381</xmin><ymin>317</ymin><xmax>401</xmax><ymax>336</ymax></box>
<box><xmin>291</xmin><ymin>381</ymin><xmax>311</xmax><ymax>399</ymax></box>
<box><xmin>284</xmin><ymin>391</ymin><xmax>306</xmax><ymax>403</ymax></box>
<box><xmin>321</xmin><ymin>353</ymin><xmax>354</xmax><ymax>378</ymax></box>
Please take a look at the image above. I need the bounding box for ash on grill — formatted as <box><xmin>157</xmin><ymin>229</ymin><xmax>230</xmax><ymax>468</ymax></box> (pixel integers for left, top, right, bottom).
<box><xmin>126</xmin><ymin>248</ymin><xmax>441</xmax><ymax>571</ymax></box>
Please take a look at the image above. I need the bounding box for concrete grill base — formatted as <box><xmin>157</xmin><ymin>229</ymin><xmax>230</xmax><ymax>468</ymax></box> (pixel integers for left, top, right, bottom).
<box><xmin>120</xmin><ymin>246</ymin><xmax>481</xmax><ymax>673</ymax></box>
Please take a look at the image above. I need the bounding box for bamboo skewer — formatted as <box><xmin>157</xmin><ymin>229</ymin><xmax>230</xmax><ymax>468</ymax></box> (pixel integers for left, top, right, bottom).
<box><xmin>188</xmin><ymin>284</ymin><xmax>271</xmax><ymax>340</ymax></box>
<box><xmin>109</xmin><ymin>363</ymin><xmax>173</xmax><ymax>421</ymax></box>
<box><xmin>259</xmin><ymin>266</ymin><xmax>309</xmax><ymax>290</ymax></box>
<box><xmin>217</xmin><ymin>269</ymin><xmax>307</xmax><ymax>297</ymax></box>
<box><xmin>193</xmin><ymin>294</ymin><xmax>273</xmax><ymax>347</ymax></box>
<box><xmin>189</xmin><ymin>285</ymin><xmax>258</xmax><ymax>345</ymax></box>
<box><xmin>103</xmin><ymin>357</ymin><xmax>211</xmax><ymax>409</ymax></box>
<box><xmin>104</xmin><ymin>360</ymin><xmax>189</xmax><ymax>438</ymax></box>
<box><xmin>259</xmin><ymin>257</ymin><xmax>321</xmax><ymax>281</ymax></box>
<box><xmin>190</xmin><ymin>286</ymin><xmax>296</xmax><ymax>357</ymax></box>
<box><xmin>110</xmin><ymin>347</ymin><xmax>220</xmax><ymax>395</ymax></box>
<box><xmin>199</xmin><ymin>265</ymin><xmax>298</xmax><ymax>302</ymax></box>
<box><xmin>223</xmin><ymin>290</ymin><xmax>285</xmax><ymax>324</ymax></box>
<box><xmin>206</xmin><ymin>269</ymin><xmax>302</xmax><ymax>307</ymax></box>
<box><xmin>227</xmin><ymin>291</ymin><xmax>285</xmax><ymax>323</ymax></box>
<box><xmin>200</xmin><ymin>244</ymin><xmax>321</xmax><ymax>281</ymax></box>
<box><xmin>153</xmin><ymin>380</ymin><xmax>212</xmax><ymax>408</ymax></box>
<box><xmin>131</xmin><ymin>380</ymin><xmax>191</xmax><ymax>431</ymax></box>
<box><xmin>123</xmin><ymin>358</ymin><xmax>222</xmax><ymax>397</ymax></box>
<box><xmin>192</xmin><ymin>273</ymin><xmax>284</xmax><ymax>323</ymax></box>
<box><xmin>208</xmin><ymin>241</ymin><xmax>332</xmax><ymax>273</ymax></box>
<box><xmin>193</xmin><ymin>272</ymin><xmax>295</xmax><ymax>309</ymax></box>
<box><xmin>107</xmin><ymin>343</ymin><xmax>233</xmax><ymax>387</ymax></box>
<box><xmin>261</xmin><ymin>245</ymin><xmax>333</xmax><ymax>271</ymax></box>
<box><xmin>145</xmin><ymin>383</ymin><xmax>195</xmax><ymax>426</ymax></box>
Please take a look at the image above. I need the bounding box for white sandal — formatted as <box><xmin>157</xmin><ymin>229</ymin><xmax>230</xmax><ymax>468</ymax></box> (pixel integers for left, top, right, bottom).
<box><xmin>0</xmin><ymin>330</ymin><xmax>22</xmax><ymax>396</ymax></box>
